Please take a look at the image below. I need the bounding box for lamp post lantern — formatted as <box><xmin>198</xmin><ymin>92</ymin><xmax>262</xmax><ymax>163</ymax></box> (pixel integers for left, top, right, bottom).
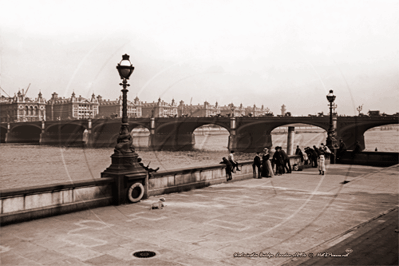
<box><xmin>356</xmin><ymin>105</ymin><xmax>363</xmax><ymax>116</ymax></box>
<box><xmin>117</xmin><ymin>54</ymin><xmax>134</xmax><ymax>125</ymax></box>
<box><xmin>102</xmin><ymin>54</ymin><xmax>147</xmax><ymax>205</ymax></box>
<box><xmin>326</xmin><ymin>90</ymin><xmax>338</xmax><ymax>163</ymax></box>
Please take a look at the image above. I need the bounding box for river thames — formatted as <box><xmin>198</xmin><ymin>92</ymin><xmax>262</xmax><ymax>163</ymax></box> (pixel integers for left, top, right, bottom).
<box><xmin>1</xmin><ymin>130</ymin><xmax>397</xmax><ymax>190</ymax></box>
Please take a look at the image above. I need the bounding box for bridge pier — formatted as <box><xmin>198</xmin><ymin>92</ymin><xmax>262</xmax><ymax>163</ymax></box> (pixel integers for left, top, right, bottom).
<box><xmin>4</xmin><ymin>132</ymin><xmax>16</xmax><ymax>143</ymax></box>
<box><xmin>4</xmin><ymin>123</ymin><xmax>11</xmax><ymax>143</ymax></box>
<box><xmin>228</xmin><ymin>130</ymin><xmax>237</xmax><ymax>151</ymax></box>
<box><xmin>85</xmin><ymin>119</ymin><xmax>93</xmax><ymax>147</ymax></box>
<box><xmin>39</xmin><ymin>121</ymin><xmax>45</xmax><ymax>144</ymax></box>
<box><xmin>287</xmin><ymin>126</ymin><xmax>295</xmax><ymax>155</ymax></box>
<box><xmin>228</xmin><ymin>117</ymin><xmax>237</xmax><ymax>151</ymax></box>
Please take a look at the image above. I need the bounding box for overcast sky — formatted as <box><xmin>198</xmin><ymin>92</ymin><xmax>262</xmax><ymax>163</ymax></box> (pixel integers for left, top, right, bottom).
<box><xmin>1</xmin><ymin>0</ymin><xmax>398</xmax><ymax>116</ymax></box>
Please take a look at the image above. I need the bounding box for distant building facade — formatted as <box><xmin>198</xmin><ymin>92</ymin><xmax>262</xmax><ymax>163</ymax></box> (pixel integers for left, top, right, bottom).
<box><xmin>142</xmin><ymin>98</ymin><xmax>178</xmax><ymax>118</ymax></box>
<box><xmin>46</xmin><ymin>92</ymin><xmax>99</xmax><ymax>120</ymax></box>
<box><xmin>245</xmin><ymin>104</ymin><xmax>270</xmax><ymax>117</ymax></box>
<box><xmin>97</xmin><ymin>96</ymin><xmax>142</xmax><ymax>118</ymax></box>
<box><xmin>0</xmin><ymin>91</ymin><xmax>46</xmax><ymax>122</ymax></box>
<box><xmin>178</xmin><ymin>101</ymin><xmax>221</xmax><ymax>117</ymax></box>
<box><xmin>219</xmin><ymin>103</ymin><xmax>246</xmax><ymax>117</ymax></box>
<box><xmin>1</xmin><ymin>89</ymin><xmax>275</xmax><ymax>121</ymax></box>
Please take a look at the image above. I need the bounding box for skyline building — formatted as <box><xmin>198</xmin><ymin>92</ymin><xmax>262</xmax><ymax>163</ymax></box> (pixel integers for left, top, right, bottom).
<box><xmin>46</xmin><ymin>92</ymin><xmax>99</xmax><ymax>120</ymax></box>
<box><xmin>0</xmin><ymin>91</ymin><xmax>46</xmax><ymax>122</ymax></box>
<box><xmin>97</xmin><ymin>95</ymin><xmax>142</xmax><ymax>119</ymax></box>
<box><xmin>0</xmin><ymin>90</ymin><xmax>280</xmax><ymax>121</ymax></box>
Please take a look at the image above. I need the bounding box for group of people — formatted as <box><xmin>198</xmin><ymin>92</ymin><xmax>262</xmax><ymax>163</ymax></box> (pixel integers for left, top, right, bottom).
<box><xmin>140</xmin><ymin>138</ymin><xmax>357</xmax><ymax>181</ymax></box>
<box><xmin>220</xmin><ymin>150</ymin><xmax>241</xmax><ymax>181</ymax></box>
<box><xmin>295</xmin><ymin>143</ymin><xmax>332</xmax><ymax>175</ymax></box>
<box><xmin>252</xmin><ymin>148</ymin><xmax>274</xmax><ymax>178</ymax></box>
<box><xmin>221</xmin><ymin>143</ymin><xmax>335</xmax><ymax>181</ymax></box>
<box><xmin>239</xmin><ymin>146</ymin><xmax>294</xmax><ymax>180</ymax></box>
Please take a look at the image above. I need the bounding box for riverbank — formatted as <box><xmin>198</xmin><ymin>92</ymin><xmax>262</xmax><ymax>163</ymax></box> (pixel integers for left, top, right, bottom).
<box><xmin>1</xmin><ymin>164</ymin><xmax>397</xmax><ymax>265</ymax></box>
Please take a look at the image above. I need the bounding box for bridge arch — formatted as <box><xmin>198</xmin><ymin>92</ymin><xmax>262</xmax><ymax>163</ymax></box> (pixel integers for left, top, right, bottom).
<box><xmin>271</xmin><ymin>123</ymin><xmax>327</xmax><ymax>151</ymax></box>
<box><xmin>152</xmin><ymin>118</ymin><xmax>231</xmax><ymax>150</ymax></box>
<box><xmin>234</xmin><ymin>119</ymin><xmax>329</xmax><ymax>152</ymax></box>
<box><xmin>44</xmin><ymin>123</ymin><xmax>87</xmax><ymax>145</ymax></box>
<box><xmin>193</xmin><ymin>124</ymin><xmax>230</xmax><ymax>151</ymax></box>
<box><xmin>8</xmin><ymin>124</ymin><xmax>42</xmax><ymax>143</ymax></box>
<box><xmin>155</xmin><ymin>119</ymin><xmax>230</xmax><ymax>134</ymax></box>
<box><xmin>363</xmin><ymin>124</ymin><xmax>398</xmax><ymax>152</ymax></box>
<box><xmin>91</xmin><ymin>120</ymin><xmax>150</xmax><ymax>147</ymax></box>
<box><xmin>337</xmin><ymin>117</ymin><xmax>399</xmax><ymax>150</ymax></box>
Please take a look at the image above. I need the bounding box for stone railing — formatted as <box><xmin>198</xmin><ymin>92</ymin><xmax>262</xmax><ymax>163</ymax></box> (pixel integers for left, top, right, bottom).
<box><xmin>1</xmin><ymin>155</ymin><xmax>303</xmax><ymax>225</ymax></box>
<box><xmin>0</xmin><ymin>179</ymin><xmax>114</xmax><ymax>225</ymax></box>
<box><xmin>147</xmin><ymin>155</ymin><xmax>304</xmax><ymax>197</ymax></box>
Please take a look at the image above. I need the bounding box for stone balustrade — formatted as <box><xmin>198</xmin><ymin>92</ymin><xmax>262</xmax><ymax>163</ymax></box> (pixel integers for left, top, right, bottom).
<box><xmin>0</xmin><ymin>155</ymin><xmax>306</xmax><ymax>225</ymax></box>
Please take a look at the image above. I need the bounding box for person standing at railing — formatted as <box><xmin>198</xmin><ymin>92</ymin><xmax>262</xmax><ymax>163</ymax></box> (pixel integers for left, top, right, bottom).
<box><xmin>228</xmin><ymin>150</ymin><xmax>241</xmax><ymax>173</ymax></box>
<box><xmin>252</xmin><ymin>152</ymin><xmax>261</xmax><ymax>178</ymax></box>
<box><xmin>295</xmin><ymin>145</ymin><xmax>304</xmax><ymax>162</ymax></box>
<box><xmin>272</xmin><ymin>146</ymin><xmax>285</xmax><ymax>176</ymax></box>
<box><xmin>220</xmin><ymin>157</ymin><xmax>233</xmax><ymax>181</ymax></box>
<box><xmin>137</xmin><ymin>158</ymin><xmax>159</xmax><ymax>177</ymax></box>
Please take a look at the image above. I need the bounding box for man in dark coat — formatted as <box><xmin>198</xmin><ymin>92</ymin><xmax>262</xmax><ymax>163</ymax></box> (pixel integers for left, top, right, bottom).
<box><xmin>272</xmin><ymin>146</ymin><xmax>285</xmax><ymax>175</ymax></box>
<box><xmin>352</xmin><ymin>141</ymin><xmax>362</xmax><ymax>159</ymax></box>
<box><xmin>337</xmin><ymin>139</ymin><xmax>347</xmax><ymax>160</ymax></box>
<box><xmin>312</xmin><ymin>145</ymin><xmax>320</xmax><ymax>167</ymax></box>
<box><xmin>280</xmin><ymin>147</ymin><xmax>291</xmax><ymax>173</ymax></box>
<box><xmin>220</xmin><ymin>157</ymin><xmax>233</xmax><ymax>181</ymax></box>
<box><xmin>252</xmin><ymin>152</ymin><xmax>261</xmax><ymax>178</ymax></box>
<box><xmin>304</xmin><ymin>147</ymin><xmax>318</xmax><ymax>167</ymax></box>
<box><xmin>295</xmin><ymin>145</ymin><xmax>304</xmax><ymax>162</ymax></box>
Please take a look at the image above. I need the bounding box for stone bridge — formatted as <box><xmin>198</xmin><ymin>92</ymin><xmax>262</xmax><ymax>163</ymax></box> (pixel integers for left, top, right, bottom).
<box><xmin>1</xmin><ymin>116</ymin><xmax>397</xmax><ymax>152</ymax></box>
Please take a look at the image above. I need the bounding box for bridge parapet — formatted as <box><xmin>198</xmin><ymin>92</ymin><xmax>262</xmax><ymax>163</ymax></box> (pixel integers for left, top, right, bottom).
<box><xmin>1</xmin><ymin>116</ymin><xmax>397</xmax><ymax>151</ymax></box>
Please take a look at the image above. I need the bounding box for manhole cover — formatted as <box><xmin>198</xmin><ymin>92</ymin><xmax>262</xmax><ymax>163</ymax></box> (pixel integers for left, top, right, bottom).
<box><xmin>133</xmin><ymin>251</ymin><xmax>156</xmax><ymax>258</ymax></box>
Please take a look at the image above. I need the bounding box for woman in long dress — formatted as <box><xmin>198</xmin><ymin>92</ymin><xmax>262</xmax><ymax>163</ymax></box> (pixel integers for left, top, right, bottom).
<box><xmin>261</xmin><ymin>148</ymin><xmax>274</xmax><ymax>178</ymax></box>
<box><xmin>317</xmin><ymin>150</ymin><xmax>326</xmax><ymax>175</ymax></box>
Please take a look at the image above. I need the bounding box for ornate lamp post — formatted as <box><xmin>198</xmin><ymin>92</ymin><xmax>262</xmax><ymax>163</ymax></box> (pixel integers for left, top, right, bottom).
<box><xmin>326</xmin><ymin>90</ymin><xmax>338</xmax><ymax>163</ymax></box>
<box><xmin>356</xmin><ymin>105</ymin><xmax>363</xmax><ymax>116</ymax></box>
<box><xmin>102</xmin><ymin>54</ymin><xmax>147</xmax><ymax>177</ymax></box>
<box><xmin>230</xmin><ymin>104</ymin><xmax>235</xmax><ymax>117</ymax></box>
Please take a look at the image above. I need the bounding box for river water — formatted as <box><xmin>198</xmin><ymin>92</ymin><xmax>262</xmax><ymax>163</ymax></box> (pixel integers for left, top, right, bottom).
<box><xmin>1</xmin><ymin>130</ymin><xmax>397</xmax><ymax>190</ymax></box>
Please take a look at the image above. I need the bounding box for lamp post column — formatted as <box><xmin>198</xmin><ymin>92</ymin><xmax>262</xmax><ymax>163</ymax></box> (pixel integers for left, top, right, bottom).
<box><xmin>326</xmin><ymin>90</ymin><xmax>338</xmax><ymax>164</ymax></box>
<box><xmin>121</xmin><ymin>79</ymin><xmax>129</xmax><ymax>125</ymax></box>
<box><xmin>101</xmin><ymin>54</ymin><xmax>147</xmax><ymax>205</ymax></box>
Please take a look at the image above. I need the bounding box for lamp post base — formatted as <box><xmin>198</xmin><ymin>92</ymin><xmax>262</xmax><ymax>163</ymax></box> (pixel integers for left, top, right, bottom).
<box><xmin>102</xmin><ymin>152</ymin><xmax>146</xmax><ymax>175</ymax></box>
<box><xmin>101</xmin><ymin>151</ymin><xmax>148</xmax><ymax>205</ymax></box>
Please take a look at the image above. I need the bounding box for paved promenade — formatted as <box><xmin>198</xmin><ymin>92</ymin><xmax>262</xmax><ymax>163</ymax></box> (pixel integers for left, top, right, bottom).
<box><xmin>1</xmin><ymin>164</ymin><xmax>398</xmax><ymax>265</ymax></box>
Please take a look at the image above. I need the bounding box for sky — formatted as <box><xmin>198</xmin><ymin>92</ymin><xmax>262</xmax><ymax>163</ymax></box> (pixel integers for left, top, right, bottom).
<box><xmin>0</xmin><ymin>0</ymin><xmax>398</xmax><ymax>116</ymax></box>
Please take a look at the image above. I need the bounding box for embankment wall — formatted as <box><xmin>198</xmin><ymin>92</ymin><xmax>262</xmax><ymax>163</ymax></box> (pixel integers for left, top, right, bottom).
<box><xmin>0</xmin><ymin>155</ymin><xmax>309</xmax><ymax>225</ymax></box>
